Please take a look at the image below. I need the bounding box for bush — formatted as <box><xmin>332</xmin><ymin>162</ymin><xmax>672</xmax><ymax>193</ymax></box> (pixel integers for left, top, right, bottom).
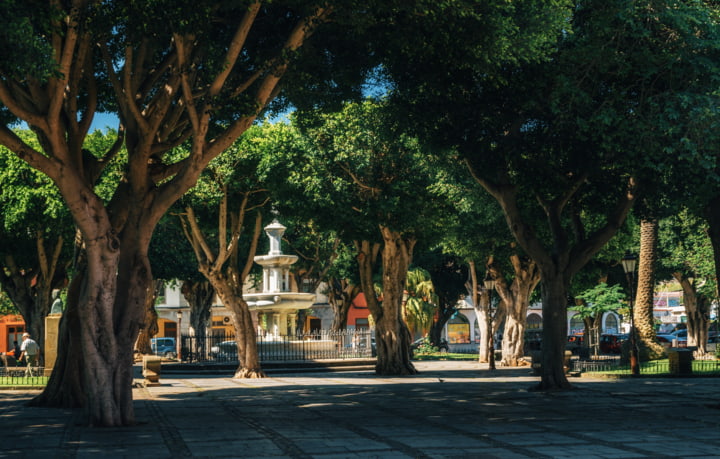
<box><xmin>413</xmin><ymin>337</ymin><xmax>439</xmax><ymax>355</ymax></box>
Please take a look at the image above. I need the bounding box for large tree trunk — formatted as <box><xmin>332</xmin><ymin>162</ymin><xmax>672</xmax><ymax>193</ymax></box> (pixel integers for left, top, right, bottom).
<box><xmin>328</xmin><ymin>279</ymin><xmax>359</xmax><ymax>332</ymax></box>
<box><xmin>705</xmin><ymin>196</ymin><xmax>720</xmax><ymax>307</ymax></box>
<box><xmin>181</xmin><ymin>279</ymin><xmax>215</xmax><ymax>359</ymax></box>
<box><xmin>636</xmin><ymin>219</ymin><xmax>665</xmax><ymax>359</ymax></box>
<box><xmin>135</xmin><ymin>279</ymin><xmax>162</xmax><ymax>356</ymax></box>
<box><xmin>216</xmin><ymin>284</ymin><xmax>264</xmax><ymax>378</ymax></box>
<box><xmin>537</xmin><ymin>271</ymin><xmax>572</xmax><ymax>390</ymax></box>
<box><xmin>356</xmin><ymin>229</ymin><xmax>417</xmax><ymax>376</ymax></box>
<box><xmin>673</xmin><ymin>273</ymin><xmax>709</xmax><ymax>354</ymax></box>
<box><xmin>31</xmin><ymin>267</ymin><xmax>86</xmax><ymax>409</ymax></box>
<box><xmin>489</xmin><ymin>254</ymin><xmax>540</xmax><ymax>367</ymax></box>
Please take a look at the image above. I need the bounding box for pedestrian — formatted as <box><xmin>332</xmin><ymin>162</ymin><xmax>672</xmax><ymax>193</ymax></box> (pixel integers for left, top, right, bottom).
<box><xmin>11</xmin><ymin>340</ymin><xmax>21</xmax><ymax>364</ymax></box>
<box><xmin>19</xmin><ymin>332</ymin><xmax>40</xmax><ymax>377</ymax></box>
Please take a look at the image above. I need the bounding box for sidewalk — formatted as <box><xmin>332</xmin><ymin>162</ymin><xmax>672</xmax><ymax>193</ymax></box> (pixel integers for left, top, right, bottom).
<box><xmin>2</xmin><ymin>360</ymin><xmax>720</xmax><ymax>458</ymax></box>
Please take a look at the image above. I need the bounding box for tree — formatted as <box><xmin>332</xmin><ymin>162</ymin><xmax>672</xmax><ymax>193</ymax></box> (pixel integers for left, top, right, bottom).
<box><xmin>573</xmin><ymin>283</ymin><xmax>625</xmax><ymax>355</ymax></box>
<box><xmin>177</xmin><ymin>135</ymin><xmax>270</xmax><ymax>378</ymax></box>
<box><xmin>488</xmin><ymin>252</ymin><xmax>541</xmax><ymax>366</ymax></box>
<box><xmin>383</xmin><ymin>0</ymin><xmax>719</xmax><ymax>390</ymax></box>
<box><xmin>414</xmin><ymin>252</ymin><xmax>467</xmax><ymax>349</ymax></box>
<box><xmin>0</xmin><ymin>133</ymin><xmax>78</xmax><ymax>352</ymax></box>
<box><xmin>403</xmin><ymin>268</ymin><xmax>437</xmax><ymax>338</ymax></box>
<box><xmin>0</xmin><ymin>1</ymin><xmax>394</xmax><ymax>425</ymax></box>
<box><xmin>287</xmin><ymin>100</ymin><xmax>456</xmax><ymax>375</ymax></box>
<box><xmin>659</xmin><ymin>211</ymin><xmax>717</xmax><ymax>354</ymax></box>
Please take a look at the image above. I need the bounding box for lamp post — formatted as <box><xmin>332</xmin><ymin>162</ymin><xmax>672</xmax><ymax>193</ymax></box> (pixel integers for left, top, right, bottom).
<box><xmin>621</xmin><ymin>254</ymin><xmax>640</xmax><ymax>376</ymax></box>
<box><xmin>176</xmin><ymin>310</ymin><xmax>183</xmax><ymax>361</ymax></box>
<box><xmin>484</xmin><ymin>273</ymin><xmax>496</xmax><ymax>370</ymax></box>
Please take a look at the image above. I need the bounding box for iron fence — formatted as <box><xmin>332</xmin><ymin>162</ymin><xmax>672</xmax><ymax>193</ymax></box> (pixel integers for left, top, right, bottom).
<box><xmin>179</xmin><ymin>329</ymin><xmax>375</xmax><ymax>363</ymax></box>
<box><xmin>0</xmin><ymin>366</ymin><xmax>47</xmax><ymax>385</ymax></box>
<box><xmin>573</xmin><ymin>357</ymin><xmax>720</xmax><ymax>376</ymax></box>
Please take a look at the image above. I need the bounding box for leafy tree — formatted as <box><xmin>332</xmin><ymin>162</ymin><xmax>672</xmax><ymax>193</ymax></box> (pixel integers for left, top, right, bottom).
<box><xmin>0</xmin><ymin>1</ymin><xmax>399</xmax><ymax>425</ymax></box>
<box><xmin>659</xmin><ymin>211</ymin><xmax>717</xmax><ymax>354</ymax></box>
<box><xmin>383</xmin><ymin>0</ymin><xmax>720</xmax><ymax>390</ymax></box>
<box><xmin>403</xmin><ymin>267</ymin><xmax>437</xmax><ymax>338</ymax></box>
<box><xmin>0</xmin><ymin>133</ymin><xmax>76</xmax><ymax>351</ymax></box>
<box><xmin>572</xmin><ymin>283</ymin><xmax>626</xmax><ymax>354</ymax></box>
<box><xmin>177</xmin><ymin>133</ymin><xmax>272</xmax><ymax>378</ymax></box>
<box><xmin>286</xmin><ymin>100</ymin><xmax>457</xmax><ymax>375</ymax></box>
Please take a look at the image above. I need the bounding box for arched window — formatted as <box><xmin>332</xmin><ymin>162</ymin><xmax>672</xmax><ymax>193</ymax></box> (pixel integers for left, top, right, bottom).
<box><xmin>604</xmin><ymin>313</ymin><xmax>619</xmax><ymax>334</ymax></box>
<box><xmin>569</xmin><ymin>314</ymin><xmax>584</xmax><ymax>335</ymax></box>
<box><xmin>447</xmin><ymin>313</ymin><xmax>470</xmax><ymax>344</ymax></box>
<box><xmin>526</xmin><ymin>313</ymin><xmax>542</xmax><ymax>330</ymax></box>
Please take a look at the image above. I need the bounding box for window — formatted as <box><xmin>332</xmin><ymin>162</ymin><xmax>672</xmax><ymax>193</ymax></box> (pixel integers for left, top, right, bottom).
<box><xmin>447</xmin><ymin>313</ymin><xmax>470</xmax><ymax>344</ymax></box>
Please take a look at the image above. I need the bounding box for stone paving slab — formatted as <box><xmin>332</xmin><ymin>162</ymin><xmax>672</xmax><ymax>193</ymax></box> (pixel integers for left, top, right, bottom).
<box><xmin>2</xmin><ymin>361</ymin><xmax>720</xmax><ymax>458</ymax></box>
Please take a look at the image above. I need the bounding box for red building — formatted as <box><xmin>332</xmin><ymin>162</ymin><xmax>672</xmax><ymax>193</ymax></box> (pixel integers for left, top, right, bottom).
<box><xmin>0</xmin><ymin>314</ymin><xmax>26</xmax><ymax>354</ymax></box>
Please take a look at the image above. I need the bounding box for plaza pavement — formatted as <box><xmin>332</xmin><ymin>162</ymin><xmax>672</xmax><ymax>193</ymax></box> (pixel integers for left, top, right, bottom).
<box><xmin>2</xmin><ymin>360</ymin><xmax>720</xmax><ymax>458</ymax></box>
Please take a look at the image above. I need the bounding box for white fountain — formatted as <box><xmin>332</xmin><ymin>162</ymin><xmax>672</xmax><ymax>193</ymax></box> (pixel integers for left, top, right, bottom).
<box><xmin>245</xmin><ymin>220</ymin><xmax>316</xmax><ymax>337</ymax></box>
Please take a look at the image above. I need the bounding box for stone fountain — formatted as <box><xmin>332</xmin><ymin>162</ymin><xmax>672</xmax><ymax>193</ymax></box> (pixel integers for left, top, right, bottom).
<box><xmin>245</xmin><ymin>220</ymin><xmax>316</xmax><ymax>337</ymax></box>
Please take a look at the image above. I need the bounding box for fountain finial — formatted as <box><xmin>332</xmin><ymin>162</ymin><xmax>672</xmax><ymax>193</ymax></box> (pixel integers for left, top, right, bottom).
<box><xmin>264</xmin><ymin>220</ymin><xmax>286</xmax><ymax>255</ymax></box>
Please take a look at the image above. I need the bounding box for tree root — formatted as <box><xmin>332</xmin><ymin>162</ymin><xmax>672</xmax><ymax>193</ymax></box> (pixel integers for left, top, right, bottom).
<box><xmin>233</xmin><ymin>368</ymin><xmax>267</xmax><ymax>378</ymax></box>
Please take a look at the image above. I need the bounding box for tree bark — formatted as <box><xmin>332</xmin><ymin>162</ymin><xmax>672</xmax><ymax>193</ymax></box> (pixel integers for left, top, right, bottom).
<box><xmin>179</xmin><ymin>200</ymin><xmax>265</xmax><ymax>378</ymax></box>
<box><xmin>135</xmin><ymin>279</ymin><xmax>162</xmax><ymax>356</ymax></box>
<box><xmin>636</xmin><ymin>219</ymin><xmax>665</xmax><ymax>359</ymax></box>
<box><xmin>673</xmin><ymin>273</ymin><xmax>709</xmax><ymax>354</ymax></box>
<box><xmin>181</xmin><ymin>280</ymin><xmax>215</xmax><ymax>359</ymax></box>
<box><xmin>536</xmin><ymin>270</ymin><xmax>573</xmax><ymax>390</ymax></box>
<box><xmin>356</xmin><ymin>228</ymin><xmax>417</xmax><ymax>376</ymax></box>
<box><xmin>328</xmin><ymin>278</ymin><xmax>359</xmax><ymax>332</ymax></box>
<box><xmin>466</xmin><ymin>160</ymin><xmax>636</xmax><ymax>390</ymax></box>
<box><xmin>705</xmin><ymin>196</ymin><xmax>720</xmax><ymax>306</ymax></box>
<box><xmin>489</xmin><ymin>254</ymin><xmax>540</xmax><ymax>366</ymax></box>
<box><xmin>31</xmin><ymin>267</ymin><xmax>86</xmax><ymax>409</ymax></box>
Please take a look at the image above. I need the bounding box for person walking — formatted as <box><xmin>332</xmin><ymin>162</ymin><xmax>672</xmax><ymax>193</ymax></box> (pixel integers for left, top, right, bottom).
<box><xmin>19</xmin><ymin>332</ymin><xmax>40</xmax><ymax>377</ymax></box>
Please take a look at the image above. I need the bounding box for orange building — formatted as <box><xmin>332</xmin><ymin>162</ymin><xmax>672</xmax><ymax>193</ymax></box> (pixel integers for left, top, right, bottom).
<box><xmin>347</xmin><ymin>293</ymin><xmax>371</xmax><ymax>329</ymax></box>
<box><xmin>0</xmin><ymin>314</ymin><xmax>26</xmax><ymax>354</ymax></box>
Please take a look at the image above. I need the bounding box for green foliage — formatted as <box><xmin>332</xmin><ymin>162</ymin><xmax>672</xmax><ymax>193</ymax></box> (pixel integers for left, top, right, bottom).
<box><xmin>404</xmin><ymin>268</ymin><xmax>438</xmax><ymax>336</ymax></box>
<box><xmin>411</xmin><ymin>336</ymin><xmax>439</xmax><ymax>355</ymax></box>
<box><xmin>572</xmin><ymin>283</ymin><xmax>626</xmax><ymax>319</ymax></box>
<box><xmin>658</xmin><ymin>210</ymin><xmax>717</xmax><ymax>300</ymax></box>
<box><xmin>286</xmin><ymin>100</ymin><xmax>457</xmax><ymax>245</ymax></box>
<box><xmin>0</xmin><ymin>290</ymin><xmax>18</xmax><ymax>315</ymax></box>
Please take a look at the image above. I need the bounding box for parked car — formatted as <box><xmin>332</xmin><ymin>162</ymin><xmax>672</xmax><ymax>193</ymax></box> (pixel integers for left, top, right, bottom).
<box><xmin>599</xmin><ymin>334</ymin><xmax>628</xmax><ymax>354</ymax></box>
<box><xmin>210</xmin><ymin>340</ymin><xmax>238</xmax><ymax>361</ymax></box>
<box><xmin>656</xmin><ymin>333</ymin><xmax>687</xmax><ymax>348</ymax></box>
<box><xmin>671</xmin><ymin>329</ymin><xmax>687</xmax><ymax>338</ymax></box>
<box><xmin>566</xmin><ymin>334</ymin><xmax>584</xmax><ymax>353</ymax></box>
<box><xmin>150</xmin><ymin>337</ymin><xmax>177</xmax><ymax>358</ymax></box>
<box><xmin>411</xmin><ymin>337</ymin><xmax>449</xmax><ymax>353</ymax></box>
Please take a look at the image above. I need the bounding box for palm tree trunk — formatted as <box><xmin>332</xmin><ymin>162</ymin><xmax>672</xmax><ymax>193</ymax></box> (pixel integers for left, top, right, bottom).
<box><xmin>636</xmin><ymin>219</ymin><xmax>665</xmax><ymax>358</ymax></box>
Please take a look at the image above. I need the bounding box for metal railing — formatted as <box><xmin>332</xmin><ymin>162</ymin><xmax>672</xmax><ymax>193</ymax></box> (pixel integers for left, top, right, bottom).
<box><xmin>573</xmin><ymin>357</ymin><xmax>720</xmax><ymax>376</ymax></box>
<box><xmin>178</xmin><ymin>329</ymin><xmax>375</xmax><ymax>363</ymax></box>
<box><xmin>0</xmin><ymin>366</ymin><xmax>47</xmax><ymax>385</ymax></box>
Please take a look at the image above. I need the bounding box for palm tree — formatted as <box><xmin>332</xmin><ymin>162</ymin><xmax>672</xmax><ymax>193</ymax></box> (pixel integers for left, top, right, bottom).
<box><xmin>635</xmin><ymin>219</ymin><xmax>666</xmax><ymax>358</ymax></box>
<box><xmin>403</xmin><ymin>268</ymin><xmax>438</xmax><ymax>338</ymax></box>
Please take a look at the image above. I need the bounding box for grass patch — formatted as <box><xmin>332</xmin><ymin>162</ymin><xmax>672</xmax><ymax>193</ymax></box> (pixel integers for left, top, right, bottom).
<box><xmin>0</xmin><ymin>376</ymin><xmax>48</xmax><ymax>387</ymax></box>
<box><xmin>413</xmin><ymin>353</ymin><xmax>478</xmax><ymax>361</ymax></box>
<box><xmin>587</xmin><ymin>358</ymin><xmax>720</xmax><ymax>376</ymax></box>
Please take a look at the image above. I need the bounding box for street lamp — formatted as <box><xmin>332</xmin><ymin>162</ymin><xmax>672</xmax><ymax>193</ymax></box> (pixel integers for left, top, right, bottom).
<box><xmin>176</xmin><ymin>309</ymin><xmax>183</xmax><ymax>361</ymax></box>
<box><xmin>484</xmin><ymin>273</ymin><xmax>496</xmax><ymax>370</ymax></box>
<box><xmin>621</xmin><ymin>254</ymin><xmax>640</xmax><ymax>376</ymax></box>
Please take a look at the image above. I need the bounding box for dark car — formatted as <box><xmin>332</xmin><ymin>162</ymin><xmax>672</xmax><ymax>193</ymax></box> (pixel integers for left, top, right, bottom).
<box><xmin>210</xmin><ymin>340</ymin><xmax>239</xmax><ymax>361</ymax></box>
<box><xmin>411</xmin><ymin>337</ymin><xmax>449</xmax><ymax>353</ymax></box>
<box><xmin>656</xmin><ymin>333</ymin><xmax>687</xmax><ymax>348</ymax></box>
<box><xmin>599</xmin><ymin>334</ymin><xmax>628</xmax><ymax>354</ymax></box>
<box><xmin>566</xmin><ymin>334</ymin><xmax>584</xmax><ymax>353</ymax></box>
